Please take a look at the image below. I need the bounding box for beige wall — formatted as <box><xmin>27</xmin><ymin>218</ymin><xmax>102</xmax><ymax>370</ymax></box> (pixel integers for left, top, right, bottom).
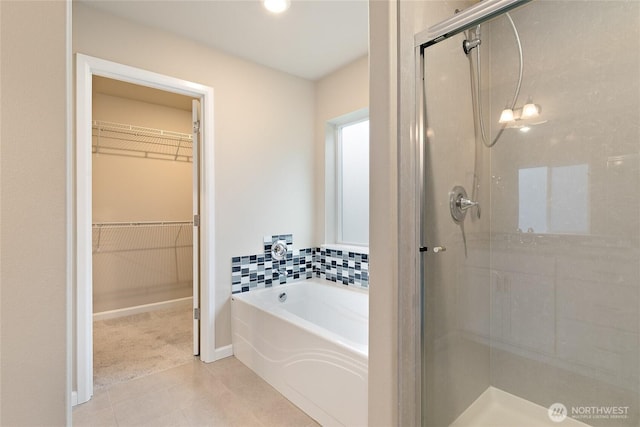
<box><xmin>0</xmin><ymin>1</ymin><xmax>68</xmax><ymax>425</ymax></box>
<box><xmin>92</xmin><ymin>93</ymin><xmax>193</xmax><ymax>222</ymax></box>
<box><xmin>73</xmin><ymin>3</ymin><xmax>316</xmax><ymax>349</ymax></box>
<box><xmin>93</xmin><ymin>92</ymin><xmax>192</xmax><ymax>131</ymax></box>
<box><xmin>369</xmin><ymin>0</ymin><xmax>398</xmax><ymax>425</ymax></box>
<box><xmin>314</xmin><ymin>55</ymin><xmax>369</xmax><ymax>244</ymax></box>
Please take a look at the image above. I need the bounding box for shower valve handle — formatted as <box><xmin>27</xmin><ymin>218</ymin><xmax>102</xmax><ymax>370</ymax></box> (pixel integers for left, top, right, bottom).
<box><xmin>457</xmin><ymin>196</ymin><xmax>479</xmax><ymax>211</ymax></box>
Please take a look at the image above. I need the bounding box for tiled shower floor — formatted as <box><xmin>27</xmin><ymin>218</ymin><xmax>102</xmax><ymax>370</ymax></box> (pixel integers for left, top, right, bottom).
<box><xmin>451</xmin><ymin>387</ymin><xmax>591</xmax><ymax>427</ymax></box>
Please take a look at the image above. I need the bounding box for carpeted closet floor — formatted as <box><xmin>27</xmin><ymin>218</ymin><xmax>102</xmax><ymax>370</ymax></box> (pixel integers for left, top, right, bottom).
<box><xmin>93</xmin><ymin>305</ymin><xmax>194</xmax><ymax>390</ymax></box>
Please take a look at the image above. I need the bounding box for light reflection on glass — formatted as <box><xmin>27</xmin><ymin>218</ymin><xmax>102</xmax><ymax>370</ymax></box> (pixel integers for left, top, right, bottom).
<box><xmin>518</xmin><ymin>164</ymin><xmax>589</xmax><ymax>234</ymax></box>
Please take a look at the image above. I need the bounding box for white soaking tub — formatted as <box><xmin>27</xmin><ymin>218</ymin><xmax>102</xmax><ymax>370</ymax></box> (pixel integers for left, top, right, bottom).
<box><xmin>231</xmin><ymin>278</ymin><xmax>368</xmax><ymax>427</ymax></box>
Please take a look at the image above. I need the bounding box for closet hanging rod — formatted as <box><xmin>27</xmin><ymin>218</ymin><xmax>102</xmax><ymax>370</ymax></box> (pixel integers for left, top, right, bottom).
<box><xmin>92</xmin><ymin>221</ymin><xmax>194</xmax><ymax>228</ymax></box>
<box><xmin>91</xmin><ymin>146</ymin><xmax>192</xmax><ymax>163</ymax></box>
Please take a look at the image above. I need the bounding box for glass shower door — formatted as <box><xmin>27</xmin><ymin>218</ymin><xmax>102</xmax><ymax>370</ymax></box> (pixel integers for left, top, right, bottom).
<box><xmin>420</xmin><ymin>1</ymin><xmax>640</xmax><ymax>426</ymax></box>
<box><xmin>420</xmin><ymin>13</ymin><xmax>493</xmax><ymax>425</ymax></box>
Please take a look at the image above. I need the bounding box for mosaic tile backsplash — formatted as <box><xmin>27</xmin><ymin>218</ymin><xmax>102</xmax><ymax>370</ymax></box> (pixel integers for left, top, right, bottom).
<box><xmin>315</xmin><ymin>247</ymin><xmax>369</xmax><ymax>287</ymax></box>
<box><xmin>231</xmin><ymin>234</ymin><xmax>369</xmax><ymax>294</ymax></box>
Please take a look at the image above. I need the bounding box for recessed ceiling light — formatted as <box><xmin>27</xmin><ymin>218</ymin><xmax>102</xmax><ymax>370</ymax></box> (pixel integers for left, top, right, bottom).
<box><xmin>263</xmin><ymin>0</ymin><xmax>291</xmax><ymax>14</ymax></box>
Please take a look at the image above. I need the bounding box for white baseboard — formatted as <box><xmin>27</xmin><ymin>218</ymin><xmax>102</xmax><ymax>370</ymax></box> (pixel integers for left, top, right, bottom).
<box><xmin>213</xmin><ymin>344</ymin><xmax>233</xmax><ymax>361</ymax></box>
<box><xmin>93</xmin><ymin>297</ymin><xmax>193</xmax><ymax>321</ymax></box>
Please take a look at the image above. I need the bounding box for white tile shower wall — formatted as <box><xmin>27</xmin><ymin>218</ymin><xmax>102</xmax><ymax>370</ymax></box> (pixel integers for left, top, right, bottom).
<box><xmin>231</xmin><ymin>235</ymin><xmax>369</xmax><ymax>293</ymax></box>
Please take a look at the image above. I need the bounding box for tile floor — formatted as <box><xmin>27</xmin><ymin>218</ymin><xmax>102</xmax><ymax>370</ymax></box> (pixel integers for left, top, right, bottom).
<box><xmin>73</xmin><ymin>356</ymin><xmax>319</xmax><ymax>427</ymax></box>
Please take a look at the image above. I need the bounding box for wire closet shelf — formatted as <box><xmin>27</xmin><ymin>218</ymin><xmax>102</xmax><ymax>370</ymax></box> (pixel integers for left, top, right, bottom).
<box><xmin>92</xmin><ymin>221</ymin><xmax>193</xmax><ymax>254</ymax></box>
<box><xmin>91</xmin><ymin>221</ymin><xmax>194</xmax><ymax>306</ymax></box>
<box><xmin>92</xmin><ymin>120</ymin><xmax>193</xmax><ymax>162</ymax></box>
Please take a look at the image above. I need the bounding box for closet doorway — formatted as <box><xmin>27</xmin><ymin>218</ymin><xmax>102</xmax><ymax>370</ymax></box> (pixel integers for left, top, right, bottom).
<box><xmin>75</xmin><ymin>54</ymin><xmax>215</xmax><ymax>406</ymax></box>
<box><xmin>91</xmin><ymin>76</ymin><xmax>197</xmax><ymax>390</ymax></box>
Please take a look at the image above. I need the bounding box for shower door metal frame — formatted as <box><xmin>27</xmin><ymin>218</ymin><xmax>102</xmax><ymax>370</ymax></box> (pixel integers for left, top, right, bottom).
<box><xmin>415</xmin><ymin>0</ymin><xmax>530</xmax><ymax>49</ymax></box>
<box><xmin>412</xmin><ymin>0</ymin><xmax>530</xmax><ymax>424</ymax></box>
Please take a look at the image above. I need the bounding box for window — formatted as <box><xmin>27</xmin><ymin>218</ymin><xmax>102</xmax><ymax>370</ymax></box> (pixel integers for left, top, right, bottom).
<box><xmin>326</xmin><ymin>109</ymin><xmax>369</xmax><ymax>246</ymax></box>
<box><xmin>338</xmin><ymin>118</ymin><xmax>369</xmax><ymax>245</ymax></box>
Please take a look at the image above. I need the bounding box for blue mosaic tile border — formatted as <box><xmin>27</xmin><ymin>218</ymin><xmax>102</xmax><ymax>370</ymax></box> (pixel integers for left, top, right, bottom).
<box><xmin>231</xmin><ymin>235</ymin><xmax>369</xmax><ymax>293</ymax></box>
<box><xmin>232</xmin><ymin>234</ymin><xmax>314</xmax><ymax>294</ymax></box>
<box><xmin>315</xmin><ymin>248</ymin><xmax>369</xmax><ymax>289</ymax></box>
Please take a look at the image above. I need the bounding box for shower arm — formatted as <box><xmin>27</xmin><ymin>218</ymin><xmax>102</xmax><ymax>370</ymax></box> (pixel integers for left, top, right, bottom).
<box><xmin>473</xmin><ymin>12</ymin><xmax>523</xmax><ymax>148</ymax></box>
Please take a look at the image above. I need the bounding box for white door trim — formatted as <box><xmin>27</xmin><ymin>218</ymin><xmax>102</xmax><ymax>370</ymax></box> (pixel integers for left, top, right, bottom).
<box><xmin>192</xmin><ymin>99</ymin><xmax>201</xmax><ymax>356</ymax></box>
<box><xmin>75</xmin><ymin>53</ymin><xmax>216</xmax><ymax>406</ymax></box>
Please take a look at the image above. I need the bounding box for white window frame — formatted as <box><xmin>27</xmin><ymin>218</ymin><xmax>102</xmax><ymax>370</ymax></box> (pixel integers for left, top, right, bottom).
<box><xmin>325</xmin><ymin>108</ymin><xmax>369</xmax><ymax>248</ymax></box>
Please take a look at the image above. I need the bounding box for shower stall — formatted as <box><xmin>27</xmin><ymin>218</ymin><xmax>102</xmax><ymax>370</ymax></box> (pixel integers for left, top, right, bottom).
<box><xmin>415</xmin><ymin>0</ymin><xmax>639</xmax><ymax>425</ymax></box>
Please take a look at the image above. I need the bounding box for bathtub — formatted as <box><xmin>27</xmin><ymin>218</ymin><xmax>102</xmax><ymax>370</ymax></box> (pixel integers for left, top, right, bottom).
<box><xmin>231</xmin><ymin>278</ymin><xmax>368</xmax><ymax>427</ymax></box>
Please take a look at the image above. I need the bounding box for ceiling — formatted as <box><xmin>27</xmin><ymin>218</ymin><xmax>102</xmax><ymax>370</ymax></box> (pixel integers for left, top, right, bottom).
<box><xmin>79</xmin><ymin>0</ymin><xmax>369</xmax><ymax>81</ymax></box>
